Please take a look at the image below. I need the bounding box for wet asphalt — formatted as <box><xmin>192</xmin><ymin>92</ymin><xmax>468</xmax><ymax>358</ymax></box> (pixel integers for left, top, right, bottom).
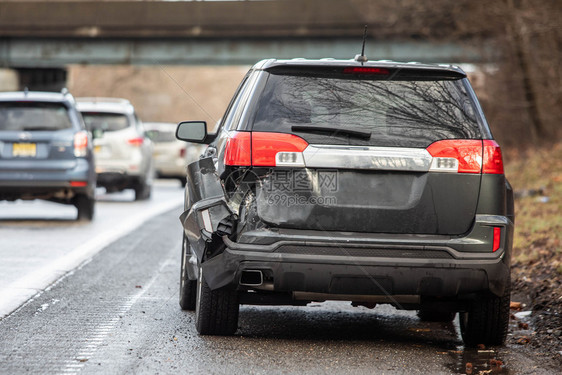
<box><xmin>0</xmin><ymin>209</ymin><xmax>555</xmax><ymax>374</ymax></box>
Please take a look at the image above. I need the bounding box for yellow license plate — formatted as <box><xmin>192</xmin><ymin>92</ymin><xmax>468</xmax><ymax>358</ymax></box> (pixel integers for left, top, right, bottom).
<box><xmin>12</xmin><ymin>143</ymin><xmax>37</xmax><ymax>157</ymax></box>
<box><xmin>94</xmin><ymin>145</ymin><xmax>102</xmax><ymax>153</ymax></box>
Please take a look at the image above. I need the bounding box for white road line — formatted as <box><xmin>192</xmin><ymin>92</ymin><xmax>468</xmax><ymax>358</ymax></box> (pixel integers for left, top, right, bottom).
<box><xmin>0</xmin><ymin>198</ymin><xmax>182</xmax><ymax>319</ymax></box>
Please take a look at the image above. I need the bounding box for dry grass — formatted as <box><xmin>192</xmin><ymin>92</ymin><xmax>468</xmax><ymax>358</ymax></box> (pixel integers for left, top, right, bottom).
<box><xmin>504</xmin><ymin>142</ymin><xmax>562</xmax><ymax>270</ymax></box>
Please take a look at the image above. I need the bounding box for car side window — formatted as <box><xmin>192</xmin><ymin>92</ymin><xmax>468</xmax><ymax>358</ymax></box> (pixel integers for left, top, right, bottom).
<box><xmin>220</xmin><ymin>72</ymin><xmax>256</xmax><ymax>133</ymax></box>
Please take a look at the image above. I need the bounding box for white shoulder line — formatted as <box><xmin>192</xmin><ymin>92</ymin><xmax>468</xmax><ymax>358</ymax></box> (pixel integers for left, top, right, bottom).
<box><xmin>0</xmin><ymin>198</ymin><xmax>182</xmax><ymax>319</ymax></box>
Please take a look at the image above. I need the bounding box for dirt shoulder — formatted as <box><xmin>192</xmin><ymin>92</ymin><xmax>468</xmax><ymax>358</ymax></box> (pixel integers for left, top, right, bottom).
<box><xmin>504</xmin><ymin>142</ymin><xmax>562</xmax><ymax>365</ymax></box>
<box><xmin>510</xmin><ymin>259</ymin><xmax>562</xmax><ymax>364</ymax></box>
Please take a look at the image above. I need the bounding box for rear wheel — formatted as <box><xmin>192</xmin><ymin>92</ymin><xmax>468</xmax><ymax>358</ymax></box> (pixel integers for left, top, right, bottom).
<box><xmin>74</xmin><ymin>194</ymin><xmax>95</xmax><ymax>221</ymax></box>
<box><xmin>195</xmin><ymin>266</ymin><xmax>239</xmax><ymax>335</ymax></box>
<box><xmin>134</xmin><ymin>180</ymin><xmax>151</xmax><ymax>201</ymax></box>
<box><xmin>460</xmin><ymin>283</ymin><xmax>510</xmax><ymax>346</ymax></box>
<box><xmin>417</xmin><ymin>309</ymin><xmax>456</xmax><ymax>322</ymax></box>
<box><xmin>179</xmin><ymin>235</ymin><xmax>197</xmax><ymax>311</ymax></box>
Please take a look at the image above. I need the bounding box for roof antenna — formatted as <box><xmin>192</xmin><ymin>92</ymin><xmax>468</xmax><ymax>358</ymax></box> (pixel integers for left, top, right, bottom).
<box><xmin>354</xmin><ymin>25</ymin><xmax>368</xmax><ymax>63</ymax></box>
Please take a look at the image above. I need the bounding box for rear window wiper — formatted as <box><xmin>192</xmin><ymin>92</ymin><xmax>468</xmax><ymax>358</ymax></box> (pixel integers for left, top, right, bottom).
<box><xmin>22</xmin><ymin>126</ymin><xmax>60</xmax><ymax>131</ymax></box>
<box><xmin>291</xmin><ymin>125</ymin><xmax>371</xmax><ymax>140</ymax></box>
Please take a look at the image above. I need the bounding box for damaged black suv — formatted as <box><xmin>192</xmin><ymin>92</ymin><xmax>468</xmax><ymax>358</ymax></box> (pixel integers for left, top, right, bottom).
<box><xmin>176</xmin><ymin>58</ymin><xmax>514</xmax><ymax>346</ymax></box>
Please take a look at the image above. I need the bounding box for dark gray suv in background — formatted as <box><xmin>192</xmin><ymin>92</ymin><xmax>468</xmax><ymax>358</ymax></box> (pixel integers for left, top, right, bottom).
<box><xmin>0</xmin><ymin>91</ymin><xmax>96</xmax><ymax>220</ymax></box>
<box><xmin>176</xmin><ymin>58</ymin><xmax>514</xmax><ymax>346</ymax></box>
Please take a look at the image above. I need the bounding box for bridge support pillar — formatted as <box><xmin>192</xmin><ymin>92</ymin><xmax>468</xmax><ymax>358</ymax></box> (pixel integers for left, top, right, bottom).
<box><xmin>0</xmin><ymin>68</ymin><xmax>18</xmax><ymax>91</ymax></box>
<box><xmin>14</xmin><ymin>67</ymin><xmax>67</xmax><ymax>91</ymax></box>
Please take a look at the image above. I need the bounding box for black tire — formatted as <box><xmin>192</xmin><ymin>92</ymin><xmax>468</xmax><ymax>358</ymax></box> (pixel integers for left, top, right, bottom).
<box><xmin>460</xmin><ymin>283</ymin><xmax>511</xmax><ymax>346</ymax></box>
<box><xmin>134</xmin><ymin>180</ymin><xmax>151</xmax><ymax>201</ymax></box>
<box><xmin>417</xmin><ymin>309</ymin><xmax>456</xmax><ymax>322</ymax></box>
<box><xmin>179</xmin><ymin>177</ymin><xmax>187</xmax><ymax>187</ymax></box>
<box><xmin>74</xmin><ymin>194</ymin><xmax>95</xmax><ymax>221</ymax></box>
<box><xmin>195</xmin><ymin>267</ymin><xmax>239</xmax><ymax>335</ymax></box>
<box><xmin>179</xmin><ymin>235</ymin><xmax>197</xmax><ymax>311</ymax></box>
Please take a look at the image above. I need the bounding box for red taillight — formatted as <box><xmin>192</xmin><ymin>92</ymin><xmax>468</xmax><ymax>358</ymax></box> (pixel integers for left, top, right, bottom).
<box><xmin>74</xmin><ymin>131</ymin><xmax>88</xmax><ymax>157</ymax></box>
<box><xmin>127</xmin><ymin>137</ymin><xmax>144</xmax><ymax>147</ymax></box>
<box><xmin>223</xmin><ymin>132</ymin><xmax>309</xmax><ymax>167</ymax></box>
<box><xmin>343</xmin><ymin>67</ymin><xmax>390</xmax><ymax>75</ymax></box>
<box><xmin>224</xmin><ymin>132</ymin><xmax>252</xmax><ymax>166</ymax></box>
<box><xmin>426</xmin><ymin>140</ymin><xmax>483</xmax><ymax>173</ymax></box>
<box><xmin>252</xmin><ymin>132</ymin><xmax>308</xmax><ymax>166</ymax></box>
<box><xmin>483</xmin><ymin>140</ymin><xmax>504</xmax><ymax>174</ymax></box>
<box><xmin>179</xmin><ymin>147</ymin><xmax>186</xmax><ymax>158</ymax></box>
<box><xmin>70</xmin><ymin>181</ymin><xmax>88</xmax><ymax>187</ymax></box>
<box><xmin>493</xmin><ymin>227</ymin><xmax>501</xmax><ymax>252</ymax></box>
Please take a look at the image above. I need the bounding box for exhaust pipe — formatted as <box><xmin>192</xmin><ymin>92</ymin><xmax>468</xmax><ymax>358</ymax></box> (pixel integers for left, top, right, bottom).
<box><xmin>240</xmin><ymin>270</ymin><xmax>263</xmax><ymax>286</ymax></box>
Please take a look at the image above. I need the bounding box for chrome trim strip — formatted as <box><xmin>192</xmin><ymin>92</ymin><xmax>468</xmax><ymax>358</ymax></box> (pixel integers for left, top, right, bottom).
<box><xmin>302</xmin><ymin>144</ymin><xmax>432</xmax><ymax>171</ymax></box>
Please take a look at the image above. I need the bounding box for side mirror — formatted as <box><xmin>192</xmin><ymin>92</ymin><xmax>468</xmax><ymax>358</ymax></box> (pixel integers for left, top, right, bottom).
<box><xmin>176</xmin><ymin>121</ymin><xmax>217</xmax><ymax>144</ymax></box>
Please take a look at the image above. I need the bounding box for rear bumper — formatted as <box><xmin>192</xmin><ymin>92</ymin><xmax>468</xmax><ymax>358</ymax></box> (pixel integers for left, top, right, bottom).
<box><xmin>156</xmin><ymin>169</ymin><xmax>185</xmax><ymax>179</ymax></box>
<box><xmin>154</xmin><ymin>157</ymin><xmax>186</xmax><ymax>177</ymax></box>
<box><xmin>94</xmin><ymin>150</ymin><xmax>145</xmax><ymax>177</ymax></box>
<box><xmin>198</xmin><ymin>215</ymin><xmax>513</xmax><ymax>301</ymax></box>
<box><xmin>96</xmin><ymin>172</ymin><xmax>142</xmax><ymax>190</ymax></box>
<box><xmin>0</xmin><ymin>158</ymin><xmax>94</xmax><ymax>200</ymax></box>
<box><xmin>95</xmin><ymin>154</ymin><xmax>150</xmax><ymax>190</ymax></box>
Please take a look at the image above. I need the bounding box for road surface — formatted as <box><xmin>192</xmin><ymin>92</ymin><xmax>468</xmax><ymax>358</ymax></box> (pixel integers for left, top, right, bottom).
<box><xmin>0</xmin><ymin>184</ymin><xmax>555</xmax><ymax>374</ymax></box>
<box><xmin>0</xmin><ymin>180</ymin><xmax>183</xmax><ymax>318</ymax></box>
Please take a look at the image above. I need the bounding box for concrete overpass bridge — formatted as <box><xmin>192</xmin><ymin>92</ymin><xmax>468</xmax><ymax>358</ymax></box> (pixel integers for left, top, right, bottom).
<box><xmin>0</xmin><ymin>0</ymin><xmax>492</xmax><ymax>90</ymax></box>
<box><xmin>0</xmin><ymin>0</ymin><xmax>488</xmax><ymax>67</ymax></box>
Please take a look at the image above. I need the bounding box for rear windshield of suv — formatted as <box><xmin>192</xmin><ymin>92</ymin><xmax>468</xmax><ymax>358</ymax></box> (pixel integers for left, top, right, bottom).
<box><xmin>82</xmin><ymin>112</ymin><xmax>129</xmax><ymax>133</ymax></box>
<box><xmin>0</xmin><ymin>102</ymin><xmax>72</xmax><ymax>131</ymax></box>
<box><xmin>252</xmin><ymin>73</ymin><xmax>482</xmax><ymax>148</ymax></box>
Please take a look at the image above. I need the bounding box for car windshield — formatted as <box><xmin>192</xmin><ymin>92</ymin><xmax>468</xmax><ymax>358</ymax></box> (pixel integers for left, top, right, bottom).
<box><xmin>0</xmin><ymin>102</ymin><xmax>72</xmax><ymax>131</ymax></box>
<box><xmin>252</xmin><ymin>74</ymin><xmax>482</xmax><ymax>147</ymax></box>
<box><xmin>82</xmin><ymin>112</ymin><xmax>129</xmax><ymax>133</ymax></box>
